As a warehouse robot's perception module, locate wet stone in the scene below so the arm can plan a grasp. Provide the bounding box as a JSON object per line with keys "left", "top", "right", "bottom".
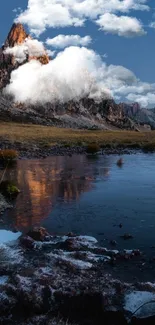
{"left": 27, "top": 227, "right": 50, "bottom": 241}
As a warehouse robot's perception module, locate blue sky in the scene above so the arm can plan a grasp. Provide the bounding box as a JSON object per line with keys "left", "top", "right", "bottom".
{"left": 1, "top": 0, "right": 155, "bottom": 107}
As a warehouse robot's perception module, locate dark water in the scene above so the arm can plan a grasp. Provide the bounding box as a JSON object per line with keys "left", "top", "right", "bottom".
{"left": 1, "top": 153, "right": 155, "bottom": 254}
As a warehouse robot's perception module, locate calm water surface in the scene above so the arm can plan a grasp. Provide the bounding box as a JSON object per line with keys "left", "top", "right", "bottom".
{"left": 1, "top": 153, "right": 155, "bottom": 254}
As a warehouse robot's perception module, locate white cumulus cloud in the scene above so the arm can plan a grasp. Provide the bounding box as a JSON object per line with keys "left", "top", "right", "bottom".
{"left": 96, "top": 13, "right": 146, "bottom": 37}
{"left": 4, "top": 38, "right": 46, "bottom": 63}
{"left": 5, "top": 46, "right": 108, "bottom": 104}
{"left": 127, "top": 93, "right": 155, "bottom": 107}
{"left": 149, "top": 21, "right": 155, "bottom": 28}
{"left": 4, "top": 45, "right": 155, "bottom": 107}
{"left": 15, "top": 0, "right": 149, "bottom": 36}
{"left": 46, "top": 35, "right": 92, "bottom": 49}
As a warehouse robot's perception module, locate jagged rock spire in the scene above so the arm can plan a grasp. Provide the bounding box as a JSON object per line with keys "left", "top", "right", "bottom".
{"left": 5, "top": 23, "right": 29, "bottom": 48}
{"left": 4, "top": 23, "right": 49, "bottom": 64}
{"left": 0, "top": 23, "right": 50, "bottom": 88}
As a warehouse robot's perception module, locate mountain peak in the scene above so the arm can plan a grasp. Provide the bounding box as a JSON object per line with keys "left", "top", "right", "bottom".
{"left": 5, "top": 23, "right": 50, "bottom": 65}
{"left": 0, "top": 23, "right": 50, "bottom": 88}
{"left": 5, "top": 23, "right": 29, "bottom": 48}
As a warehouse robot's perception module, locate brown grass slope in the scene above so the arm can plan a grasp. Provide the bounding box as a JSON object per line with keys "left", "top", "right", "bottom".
{"left": 0, "top": 122, "right": 154, "bottom": 149}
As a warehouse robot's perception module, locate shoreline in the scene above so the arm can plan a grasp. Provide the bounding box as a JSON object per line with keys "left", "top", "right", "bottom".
{"left": 0, "top": 122, "right": 155, "bottom": 159}
{"left": 0, "top": 140, "right": 142, "bottom": 159}
{"left": 1, "top": 125, "right": 155, "bottom": 324}
{"left": 0, "top": 194, "right": 12, "bottom": 215}
{"left": 1, "top": 228, "right": 155, "bottom": 325}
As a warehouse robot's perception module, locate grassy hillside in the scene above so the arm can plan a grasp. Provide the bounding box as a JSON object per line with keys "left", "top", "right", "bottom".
{"left": 0, "top": 122, "right": 154, "bottom": 148}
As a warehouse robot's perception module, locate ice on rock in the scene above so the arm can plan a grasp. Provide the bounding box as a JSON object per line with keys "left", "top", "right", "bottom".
{"left": 49, "top": 251, "right": 93, "bottom": 269}
{"left": 0, "top": 276, "right": 9, "bottom": 285}
{"left": 0, "top": 230, "right": 21, "bottom": 244}
{"left": 124, "top": 291, "right": 155, "bottom": 318}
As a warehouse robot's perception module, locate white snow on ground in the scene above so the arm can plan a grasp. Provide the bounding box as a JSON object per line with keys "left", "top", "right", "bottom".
{"left": 0, "top": 292, "right": 9, "bottom": 301}
{"left": 35, "top": 235, "right": 98, "bottom": 250}
{"left": 77, "top": 236, "right": 98, "bottom": 248}
{"left": 124, "top": 291, "right": 155, "bottom": 317}
{"left": 0, "top": 243, "right": 23, "bottom": 264}
{"left": 35, "top": 236, "right": 68, "bottom": 249}
{"left": 48, "top": 249, "right": 112, "bottom": 269}
{"left": 78, "top": 236, "right": 98, "bottom": 244}
{"left": 102, "top": 248, "right": 119, "bottom": 255}
{"left": 145, "top": 282, "right": 155, "bottom": 289}
{"left": 67, "top": 251, "right": 111, "bottom": 262}
{"left": 0, "top": 194, "right": 12, "bottom": 213}
{"left": 0, "top": 276, "right": 8, "bottom": 285}
{"left": 38, "top": 267, "right": 53, "bottom": 275}
{"left": 16, "top": 275, "right": 32, "bottom": 291}
{"left": 64, "top": 257, "right": 93, "bottom": 269}
{"left": 49, "top": 252, "right": 93, "bottom": 269}
{"left": 83, "top": 252, "right": 111, "bottom": 262}
{"left": 124, "top": 250, "right": 133, "bottom": 255}
{"left": 0, "top": 230, "right": 21, "bottom": 244}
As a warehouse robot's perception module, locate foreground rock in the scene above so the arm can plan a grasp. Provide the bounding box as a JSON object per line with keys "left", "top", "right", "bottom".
{"left": 0, "top": 23, "right": 49, "bottom": 89}
{"left": 0, "top": 228, "right": 155, "bottom": 324}
{"left": 0, "top": 193, "right": 12, "bottom": 214}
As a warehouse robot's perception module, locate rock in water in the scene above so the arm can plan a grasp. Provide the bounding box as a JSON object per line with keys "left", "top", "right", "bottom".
{"left": 27, "top": 227, "right": 50, "bottom": 241}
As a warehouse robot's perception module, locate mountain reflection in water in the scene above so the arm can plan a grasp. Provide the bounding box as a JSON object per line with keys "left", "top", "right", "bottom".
{"left": 2, "top": 153, "right": 155, "bottom": 254}
{"left": 1, "top": 155, "right": 110, "bottom": 231}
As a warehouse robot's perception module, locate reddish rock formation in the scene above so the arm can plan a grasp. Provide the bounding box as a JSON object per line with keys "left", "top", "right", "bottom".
{"left": 29, "top": 54, "right": 49, "bottom": 65}
{"left": 5, "top": 23, "right": 49, "bottom": 64}
{"left": 0, "top": 23, "right": 49, "bottom": 88}
{"left": 27, "top": 227, "right": 50, "bottom": 241}
{"left": 5, "top": 23, "right": 29, "bottom": 47}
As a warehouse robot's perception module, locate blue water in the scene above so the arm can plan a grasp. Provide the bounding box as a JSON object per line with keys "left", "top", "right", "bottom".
{"left": 2, "top": 153, "right": 155, "bottom": 254}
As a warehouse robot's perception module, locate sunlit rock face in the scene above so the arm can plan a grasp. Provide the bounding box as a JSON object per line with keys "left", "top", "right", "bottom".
{"left": 0, "top": 23, "right": 49, "bottom": 89}
{"left": 5, "top": 23, "right": 29, "bottom": 47}
{"left": 0, "top": 156, "right": 93, "bottom": 230}
{"left": 5, "top": 23, "right": 49, "bottom": 65}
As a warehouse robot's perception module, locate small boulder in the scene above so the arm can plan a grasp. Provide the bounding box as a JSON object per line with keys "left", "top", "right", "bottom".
{"left": 110, "top": 240, "right": 117, "bottom": 246}
{"left": 27, "top": 227, "right": 49, "bottom": 241}
{"left": 121, "top": 233, "right": 133, "bottom": 240}
{"left": 20, "top": 235, "right": 35, "bottom": 249}
{"left": 117, "top": 158, "right": 123, "bottom": 167}
{"left": 67, "top": 232, "right": 76, "bottom": 237}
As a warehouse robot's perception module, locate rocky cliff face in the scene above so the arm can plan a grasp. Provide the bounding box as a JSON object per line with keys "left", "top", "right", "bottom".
{"left": 0, "top": 23, "right": 49, "bottom": 89}
{"left": 122, "top": 102, "right": 154, "bottom": 129}
{"left": 5, "top": 23, "right": 29, "bottom": 47}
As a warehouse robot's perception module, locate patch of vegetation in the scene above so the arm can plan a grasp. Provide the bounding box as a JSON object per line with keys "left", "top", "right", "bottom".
{"left": 63, "top": 143, "right": 73, "bottom": 148}
{"left": 86, "top": 143, "right": 100, "bottom": 154}
{"left": 142, "top": 143, "right": 155, "bottom": 152}
{"left": 75, "top": 140, "right": 86, "bottom": 147}
{"left": 0, "top": 181, "right": 20, "bottom": 199}
{"left": 100, "top": 143, "right": 113, "bottom": 149}
{"left": 125, "top": 143, "right": 142, "bottom": 149}
{"left": 39, "top": 141, "right": 52, "bottom": 149}
{"left": 0, "top": 149, "right": 18, "bottom": 165}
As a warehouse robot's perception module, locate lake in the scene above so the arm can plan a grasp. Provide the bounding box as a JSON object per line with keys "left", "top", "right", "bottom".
{"left": 1, "top": 153, "right": 155, "bottom": 255}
